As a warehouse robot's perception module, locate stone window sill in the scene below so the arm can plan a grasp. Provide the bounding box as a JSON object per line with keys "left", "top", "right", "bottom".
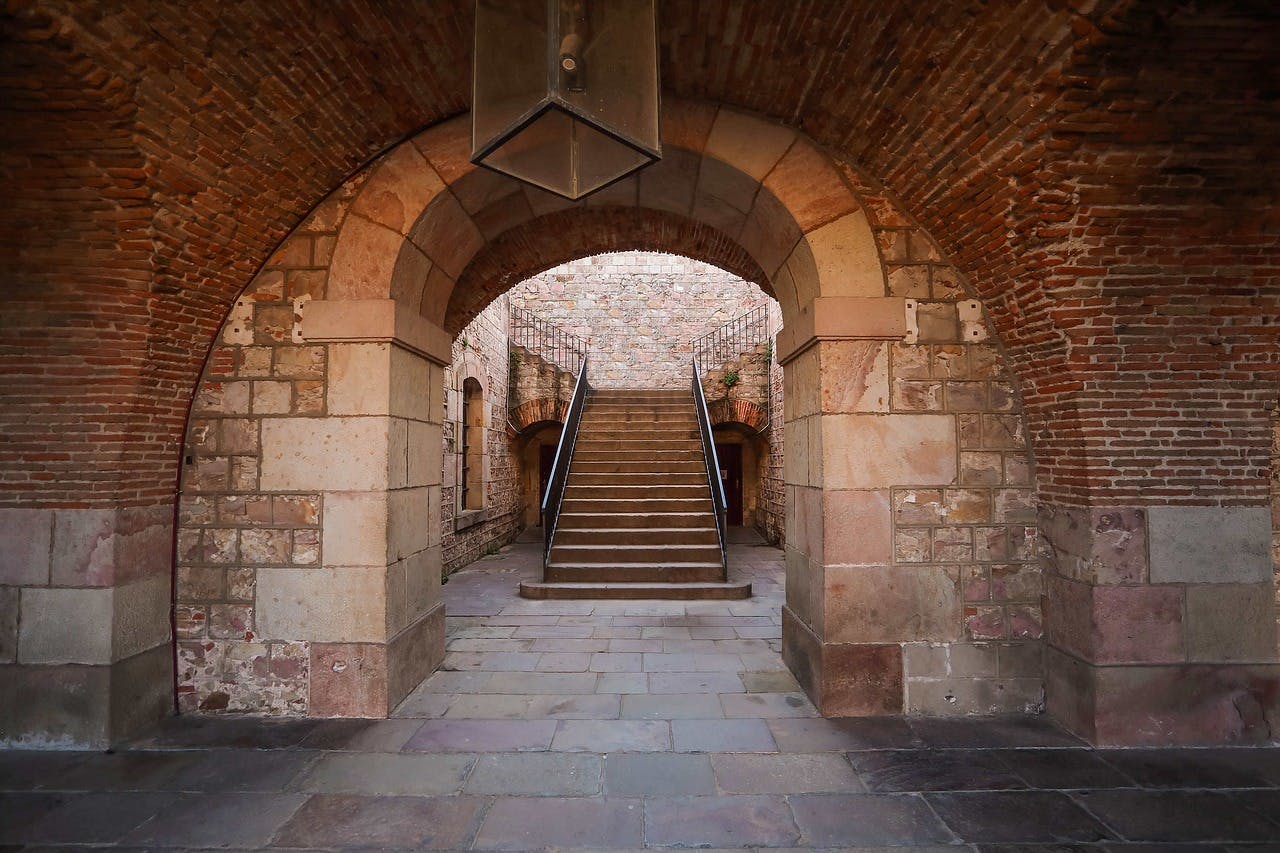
{"left": 455, "top": 508, "right": 487, "bottom": 532}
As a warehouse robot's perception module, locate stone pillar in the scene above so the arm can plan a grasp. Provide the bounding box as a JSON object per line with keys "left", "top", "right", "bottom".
{"left": 778, "top": 297, "right": 962, "bottom": 714}
{"left": 265, "top": 299, "right": 448, "bottom": 716}
{"left": 0, "top": 504, "right": 173, "bottom": 748}
{"left": 1042, "top": 504, "right": 1279, "bottom": 745}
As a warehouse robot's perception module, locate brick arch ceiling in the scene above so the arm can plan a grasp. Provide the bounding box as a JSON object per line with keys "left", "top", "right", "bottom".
{"left": 3, "top": 1, "right": 1279, "bottom": 508}
{"left": 446, "top": 207, "right": 770, "bottom": 335}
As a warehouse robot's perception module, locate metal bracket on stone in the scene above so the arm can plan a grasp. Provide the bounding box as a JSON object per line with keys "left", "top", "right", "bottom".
{"left": 903, "top": 299, "right": 919, "bottom": 345}
{"left": 958, "top": 300, "right": 988, "bottom": 342}
{"left": 223, "top": 297, "right": 254, "bottom": 345}
{"left": 291, "top": 295, "right": 311, "bottom": 344}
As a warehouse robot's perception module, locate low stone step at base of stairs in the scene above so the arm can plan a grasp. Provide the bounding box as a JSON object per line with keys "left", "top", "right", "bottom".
{"left": 519, "top": 580, "right": 753, "bottom": 600}
{"left": 546, "top": 562, "right": 727, "bottom": 583}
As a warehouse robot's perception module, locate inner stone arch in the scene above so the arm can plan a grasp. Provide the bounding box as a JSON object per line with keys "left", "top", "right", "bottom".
{"left": 176, "top": 99, "right": 1040, "bottom": 720}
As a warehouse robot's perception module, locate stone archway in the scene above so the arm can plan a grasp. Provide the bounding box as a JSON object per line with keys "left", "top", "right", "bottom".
{"left": 177, "top": 98, "right": 1042, "bottom": 720}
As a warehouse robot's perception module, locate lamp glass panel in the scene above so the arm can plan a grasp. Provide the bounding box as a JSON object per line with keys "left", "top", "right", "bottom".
{"left": 556, "top": 0, "right": 659, "bottom": 155}
{"left": 482, "top": 108, "right": 575, "bottom": 198}
{"left": 472, "top": 0, "right": 549, "bottom": 157}
{"left": 572, "top": 119, "right": 653, "bottom": 195}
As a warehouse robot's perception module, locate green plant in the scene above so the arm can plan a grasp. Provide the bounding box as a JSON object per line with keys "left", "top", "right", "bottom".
{"left": 763, "top": 339, "right": 774, "bottom": 363}
{"left": 721, "top": 370, "right": 740, "bottom": 388}
{"left": 509, "top": 350, "right": 521, "bottom": 372}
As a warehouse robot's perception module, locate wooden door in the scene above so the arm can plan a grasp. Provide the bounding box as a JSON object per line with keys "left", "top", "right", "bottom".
{"left": 715, "top": 442, "right": 744, "bottom": 526}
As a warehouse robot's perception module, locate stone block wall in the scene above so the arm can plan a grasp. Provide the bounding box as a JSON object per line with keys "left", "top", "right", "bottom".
{"left": 781, "top": 169, "right": 1042, "bottom": 717}
{"left": 509, "top": 252, "right": 770, "bottom": 388}
{"left": 176, "top": 176, "right": 446, "bottom": 717}
{"left": 442, "top": 296, "right": 521, "bottom": 574}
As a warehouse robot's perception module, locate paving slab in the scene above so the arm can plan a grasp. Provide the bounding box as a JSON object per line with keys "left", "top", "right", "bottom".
{"left": 769, "top": 716, "right": 925, "bottom": 751}
{"left": 1074, "top": 789, "right": 1280, "bottom": 843}
{"left": 298, "top": 718, "right": 426, "bottom": 752}
{"left": 789, "top": 792, "right": 955, "bottom": 846}
{"left": 644, "top": 795, "right": 800, "bottom": 847}
{"left": 464, "top": 752, "right": 602, "bottom": 796}
{"left": 672, "top": 718, "right": 779, "bottom": 753}
{"left": 403, "top": 719, "right": 557, "bottom": 752}
{"left": 721, "top": 691, "right": 818, "bottom": 718}
{"left": 650, "top": 671, "right": 745, "bottom": 694}
{"left": 605, "top": 752, "right": 716, "bottom": 796}
{"left": 271, "top": 794, "right": 486, "bottom": 849}
{"left": 2, "top": 791, "right": 177, "bottom": 845}
{"left": 851, "top": 749, "right": 1025, "bottom": 792}
{"left": 474, "top": 796, "right": 645, "bottom": 849}
{"left": 551, "top": 719, "right": 672, "bottom": 752}
{"left": 121, "top": 791, "right": 308, "bottom": 847}
{"left": 621, "top": 692, "right": 724, "bottom": 719}
{"left": 711, "top": 752, "right": 864, "bottom": 793}
{"left": 294, "top": 752, "right": 475, "bottom": 795}
{"left": 924, "top": 790, "right": 1113, "bottom": 843}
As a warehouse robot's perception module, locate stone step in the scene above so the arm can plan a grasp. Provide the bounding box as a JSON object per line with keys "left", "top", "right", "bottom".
{"left": 559, "top": 497, "right": 714, "bottom": 514}
{"left": 549, "top": 543, "right": 724, "bottom": 564}
{"left": 555, "top": 512, "right": 711, "bottom": 529}
{"left": 563, "top": 483, "right": 710, "bottom": 500}
{"left": 552, "top": 527, "right": 720, "bottom": 546}
{"left": 574, "top": 439, "right": 702, "bottom": 452}
{"left": 520, "top": 580, "right": 752, "bottom": 600}
{"left": 572, "top": 449, "right": 704, "bottom": 462}
{"left": 569, "top": 460, "right": 706, "bottom": 474}
{"left": 579, "top": 416, "right": 698, "bottom": 428}
{"left": 567, "top": 471, "right": 708, "bottom": 487}
{"left": 578, "top": 428, "right": 700, "bottom": 440}
{"left": 546, "top": 561, "right": 727, "bottom": 583}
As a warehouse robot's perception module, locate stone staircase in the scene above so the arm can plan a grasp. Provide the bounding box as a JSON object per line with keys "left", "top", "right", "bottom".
{"left": 519, "top": 388, "right": 751, "bottom": 600}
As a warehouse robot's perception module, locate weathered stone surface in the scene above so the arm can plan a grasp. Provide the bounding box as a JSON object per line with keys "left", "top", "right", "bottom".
{"left": 1147, "top": 506, "right": 1272, "bottom": 584}
{"left": 309, "top": 642, "right": 388, "bottom": 717}
{"left": 257, "top": 567, "right": 386, "bottom": 643}
{"left": 1185, "top": 583, "right": 1276, "bottom": 663}
{"left": 0, "top": 509, "right": 52, "bottom": 585}
{"left": 820, "top": 414, "right": 957, "bottom": 489}
{"left": 261, "top": 416, "right": 390, "bottom": 491}
{"left": 18, "top": 587, "right": 114, "bottom": 665}
{"left": 825, "top": 565, "right": 961, "bottom": 644}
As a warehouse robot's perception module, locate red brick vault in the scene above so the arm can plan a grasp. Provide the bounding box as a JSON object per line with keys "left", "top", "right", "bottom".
{"left": 1, "top": 2, "right": 1277, "bottom": 748}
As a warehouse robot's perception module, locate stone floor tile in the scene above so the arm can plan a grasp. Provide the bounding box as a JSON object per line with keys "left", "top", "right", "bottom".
{"left": 605, "top": 752, "right": 717, "bottom": 796}
{"left": 909, "top": 715, "right": 1086, "bottom": 749}
{"left": 739, "top": 652, "right": 790, "bottom": 670}
{"left": 608, "top": 638, "right": 665, "bottom": 653}
{"left": 485, "top": 671, "right": 599, "bottom": 695}
{"left": 295, "top": 752, "right": 475, "bottom": 795}
{"left": 1202, "top": 748, "right": 1280, "bottom": 786}
{"left": 391, "top": 690, "right": 456, "bottom": 718}
{"left": 711, "top": 752, "right": 864, "bottom": 793}
{"left": 852, "top": 749, "right": 1026, "bottom": 792}
{"left": 551, "top": 719, "right": 671, "bottom": 752}
{"left": 3, "top": 791, "right": 177, "bottom": 845}
{"left": 488, "top": 614, "right": 561, "bottom": 626}
{"left": 736, "top": 625, "right": 782, "bottom": 638}
{"left": 663, "top": 639, "right": 724, "bottom": 653}
{"left": 163, "top": 748, "right": 317, "bottom": 793}
{"left": 769, "top": 716, "right": 926, "bottom": 751}
{"left": 121, "top": 791, "right": 308, "bottom": 847}
{"left": 45, "top": 750, "right": 203, "bottom": 791}
{"left": 126, "top": 714, "right": 321, "bottom": 749}
{"left": 672, "top": 718, "right": 779, "bottom": 753}
{"left": 298, "top": 718, "right": 426, "bottom": 751}
{"left": 406, "top": 670, "right": 493, "bottom": 693}
{"left": 443, "top": 694, "right": 532, "bottom": 719}
{"left": 1075, "top": 789, "right": 1280, "bottom": 843}
{"left": 474, "top": 796, "right": 644, "bottom": 849}
{"left": 591, "top": 651, "right": 645, "bottom": 671}
{"left": 642, "top": 626, "right": 693, "bottom": 639}
{"left": 695, "top": 653, "right": 747, "bottom": 671}
{"left": 0, "top": 752, "right": 91, "bottom": 791}
{"left": 621, "top": 692, "right": 724, "bottom": 720}
{"left": 721, "top": 691, "right": 818, "bottom": 718}
{"left": 0, "top": 791, "right": 73, "bottom": 842}
{"left": 741, "top": 669, "right": 803, "bottom": 693}
{"left": 525, "top": 693, "right": 622, "bottom": 719}
{"left": 997, "top": 748, "right": 1137, "bottom": 789}
{"left": 535, "top": 652, "right": 592, "bottom": 671}
{"left": 643, "top": 652, "right": 700, "bottom": 671}
{"left": 789, "top": 792, "right": 955, "bottom": 846}
{"left": 464, "top": 752, "right": 602, "bottom": 796}
{"left": 930, "top": 790, "right": 1114, "bottom": 844}
{"left": 271, "top": 794, "right": 486, "bottom": 849}
{"left": 688, "top": 626, "right": 736, "bottom": 639}
{"left": 597, "top": 672, "right": 649, "bottom": 694}
{"left": 650, "top": 671, "right": 745, "bottom": 694}
{"left": 593, "top": 625, "right": 643, "bottom": 639}
{"left": 530, "top": 637, "right": 611, "bottom": 652}
{"left": 403, "top": 719, "right": 557, "bottom": 752}
{"left": 644, "top": 795, "right": 800, "bottom": 847}
{"left": 612, "top": 615, "right": 667, "bottom": 626}
{"left": 450, "top": 624, "right": 517, "bottom": 639}
{"left": 513, "top": 624, "right": 596, "bottom": 638}
{"left": 1099, "top": 748, "right": 1275, "bottom": 789}
{"left": 448, "top": 637, "right": 535, "bottom": 652}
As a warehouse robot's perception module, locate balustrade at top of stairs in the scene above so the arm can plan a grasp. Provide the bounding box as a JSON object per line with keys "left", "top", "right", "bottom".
{"left": 519, "top": 388, "right": 750, "bottom": 600}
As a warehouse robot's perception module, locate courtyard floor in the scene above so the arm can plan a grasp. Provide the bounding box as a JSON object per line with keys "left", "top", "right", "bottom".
{"left": 2, "top": 534, "right": 1280, "bottom": 849}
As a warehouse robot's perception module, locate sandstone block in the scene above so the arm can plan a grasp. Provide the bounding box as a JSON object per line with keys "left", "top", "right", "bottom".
{"left": 0, "top": 587, "right": 18, "bottom": 663}
{"left": 820, "top": 414, "right": 957, "bottom": 489}
{"left": 822, "top": 489, "right": 891, "bottom": 565}
{"left": 824, "top": 564, "right": 961, "bottom": 644}
{"left": 260, "top": 416, "right": 390, "bottom": 491}
{"left": 388, "top": 487, "right": 431, "bottom": 561}
{"left": 19, "top": 587, "right": 113, "bottom": 664}
{"left": 257, "top": 567, "right": 387, "bottom": 643}
{"left": 328, "top": 343, "right": 392, "bottom": 416}
{"left": 819, "top": 341, "right": 888, "bottom": 413}
{"left": 112, "top": 574, "right": 171, "bottom": 660}
{"left": 309, "top": 642, "right": 388, "bottom": 717}
{"left": 50, "top": 508, "right": 115, "bottom": 587}
{"left": 1147, "top": 505, "right": 1272, "bottom": 584}
{"left": 323, "top": 491, "right": 388, "bottom": 567}
{"left": 1185, "top": 583, "right": 1277, "bottom": 663}
{"left": 0, "top": 508, "right": 52, "bottom": 585}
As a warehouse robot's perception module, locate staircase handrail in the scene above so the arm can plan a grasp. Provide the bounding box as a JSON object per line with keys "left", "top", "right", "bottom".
{"left": 690, "top": 304, "right": 769, "bottom": 368}
{"left": 511, "top": 306, "right": 588, "bottom": 375}
{"left": 541, "top": 353, "right": 590, "bottom": 566}
{"left": 691, "top": 354, "right": 728, "bottom": 569}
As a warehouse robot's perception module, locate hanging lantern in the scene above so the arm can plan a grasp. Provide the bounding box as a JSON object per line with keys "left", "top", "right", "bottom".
{"left": 471, "top": 0, "right": 662, "bottom": 200}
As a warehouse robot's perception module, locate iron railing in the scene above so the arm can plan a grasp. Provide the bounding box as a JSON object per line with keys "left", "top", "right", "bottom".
{"left": 541, "top": 354, "right": 590, "bottom": 565}
{"left": 690, "top": 304, "right": 769, "bottom": 367}
{"left": 692, "top": 355, "right": 728, "bottom": 569}
{"left": 511, "top": 306, "right": 588, "bottom": 375}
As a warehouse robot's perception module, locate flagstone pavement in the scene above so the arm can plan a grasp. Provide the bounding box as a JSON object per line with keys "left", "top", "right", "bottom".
{"left": 2, "top": 533, "right": 1280, "bottom": 850}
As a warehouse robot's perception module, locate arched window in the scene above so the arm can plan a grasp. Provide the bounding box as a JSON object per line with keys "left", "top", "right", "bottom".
{"left": 461, "top": 377, "right": 485, "bottom": 511}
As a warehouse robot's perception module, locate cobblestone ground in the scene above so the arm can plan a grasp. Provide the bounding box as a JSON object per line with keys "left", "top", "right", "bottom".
{"left": 3, "top": 536, "right": 1280, "bottom": 849}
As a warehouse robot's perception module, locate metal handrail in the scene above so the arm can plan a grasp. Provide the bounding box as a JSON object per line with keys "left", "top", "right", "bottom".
{"left": 690, "top": 304, "right": 769, "bottom": 367}
{"left": 692, "top": 354, "right": 728, "bottom": 569}
{"left": 511, "top": 306, "right": 587, "bottom": 375}
{"left": 540, "top": 354, "right": 590, "bottom": 566}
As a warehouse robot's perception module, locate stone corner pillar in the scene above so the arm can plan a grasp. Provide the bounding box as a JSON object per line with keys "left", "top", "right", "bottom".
{"left": 778, "top": 298, "right": 948, "bottom": 716}
{"left": 1041, "top": 504, "right": 1280, "bottom": 746}
{"left": 277, "top": 299, "right": 449, "bottom": 718}
{"left": 1, "top": 504, "right": 174, "bottom": 748}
